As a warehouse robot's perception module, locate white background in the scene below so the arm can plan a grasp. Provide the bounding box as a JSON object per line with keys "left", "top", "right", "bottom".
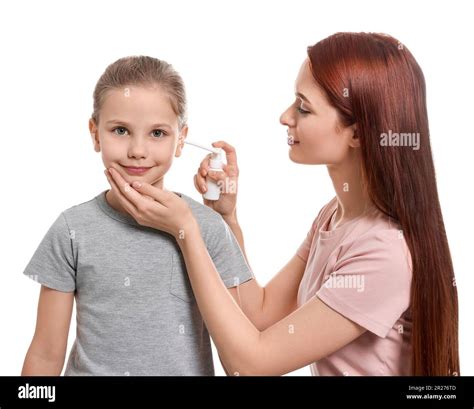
{"left": 0, "top": 0, "right": 472, "bottom": 376}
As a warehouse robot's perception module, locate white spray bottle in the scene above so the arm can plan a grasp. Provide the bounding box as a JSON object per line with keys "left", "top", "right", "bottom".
{"left": 184, "top": 141, "right": 224, "bottom": 201}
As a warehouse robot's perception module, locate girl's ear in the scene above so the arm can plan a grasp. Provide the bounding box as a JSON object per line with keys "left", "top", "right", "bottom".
{"left": 348, "top": 123, "right": 360, "bottom": 148}
{"left": 89, "top": 119, "right": 100, "bottom": 152}
{"left": 175, "top": 125, "right": 189, "bottom": 158}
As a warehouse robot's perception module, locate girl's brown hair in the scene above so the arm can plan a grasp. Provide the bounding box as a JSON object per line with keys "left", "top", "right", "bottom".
{"left": 91, "top": 55, "right": 187, "bottom": 129}
{"left": 307, "top": 32, "right": 459, "bottom": 376}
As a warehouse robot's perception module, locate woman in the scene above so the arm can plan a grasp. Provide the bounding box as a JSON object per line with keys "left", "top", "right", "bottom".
{"left": 105, "top": 32, "right": 460, "bottom": 376}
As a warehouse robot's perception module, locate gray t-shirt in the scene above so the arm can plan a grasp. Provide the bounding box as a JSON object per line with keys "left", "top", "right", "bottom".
{"left": 22, "top": 190, "right": 253, "bottom": 376}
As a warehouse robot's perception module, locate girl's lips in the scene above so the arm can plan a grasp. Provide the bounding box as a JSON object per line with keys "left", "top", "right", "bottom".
{"left": 122, "top": 165, "right": 152, "bottom": 175}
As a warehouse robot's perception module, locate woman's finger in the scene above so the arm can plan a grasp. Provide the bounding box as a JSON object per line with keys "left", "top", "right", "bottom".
{"left": 104, "top": 169, "right": 138, "bottom": 216}
{"left": 108, "top": 166, "right": 167, "bottom": 215}
{"left": 207, "top": 170, "right": 227, "bottom": 182}
{"left": 195, "top": 171, "right": 207, "bottom": 192}
{"left": 211, "top": 141, "right": 238, "bottom": 167}
{"left": 194, "top": 174, "right": 207, "bottom": 194}
{"left": 193, "top": 174, "right": 202, "bottom": 194}
{"left": 198, "top": 165, "right": 207, "bottom": 178}
{"left": 223, "top": 164, "right": 239, "bottom": 177}
{"left": 130, "top": 179, "right": 172, "bottom": 208}
{"left": 199, "top": 154, "right": 211, "bottom": 175}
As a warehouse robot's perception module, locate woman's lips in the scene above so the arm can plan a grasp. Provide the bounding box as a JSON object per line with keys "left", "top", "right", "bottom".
{"left": 121, "top": 165, "right": 152, "bottom": 175}
{"left": 287, "top": 135, "right": 300, "bottom": 145}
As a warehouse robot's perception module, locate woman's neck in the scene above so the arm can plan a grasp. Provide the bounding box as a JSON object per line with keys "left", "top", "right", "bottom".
{"left": 326, "top": 152, "right": 373, "bottom": 227}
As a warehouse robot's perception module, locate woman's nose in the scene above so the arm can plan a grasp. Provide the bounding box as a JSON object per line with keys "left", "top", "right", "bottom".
{"left": 280, "top": 106, "right": 295, "bottom": 127}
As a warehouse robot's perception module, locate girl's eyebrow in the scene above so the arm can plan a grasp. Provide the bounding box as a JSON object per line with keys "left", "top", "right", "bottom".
{"left": 106, "top": 119, "right": 172, "bottom": 130}
{"left": 150, "top": 123, "right": 173, "bottom": 130}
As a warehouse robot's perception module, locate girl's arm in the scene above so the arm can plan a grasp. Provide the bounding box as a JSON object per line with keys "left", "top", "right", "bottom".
{"left": 177, "top": 220, "right": 366, "bottom": 376}
{"left": 22, "top": 285, "right": 74, "bottom": 375}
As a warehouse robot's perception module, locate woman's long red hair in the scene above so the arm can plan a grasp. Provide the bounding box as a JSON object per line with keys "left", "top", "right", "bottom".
{"left": 307, "top": 32, "right": 459, "bottom": 376}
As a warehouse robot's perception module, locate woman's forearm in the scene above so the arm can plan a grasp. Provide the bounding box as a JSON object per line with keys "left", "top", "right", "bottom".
{"left": 177, "top": 221, "right": 261, "bottom": 375}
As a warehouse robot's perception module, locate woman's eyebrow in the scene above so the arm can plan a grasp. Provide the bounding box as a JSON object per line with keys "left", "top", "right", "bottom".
{"left": 295, "top": 91, "right": 312, "bottom": 105}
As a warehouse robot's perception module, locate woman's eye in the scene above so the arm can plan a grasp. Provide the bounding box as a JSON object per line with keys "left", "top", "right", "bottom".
{"left": 297, "top": 106, "right": 310, "bottom": 115}
{"left": 113, "top": 127, "right": 128, "bottom": 136}
{"left": 152, "top": 129, "right": 166, "bottom": 138}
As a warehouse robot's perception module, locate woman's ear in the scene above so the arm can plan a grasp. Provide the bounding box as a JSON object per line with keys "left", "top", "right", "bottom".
{"left": 175, "top": 125, "right": 189, "bottom": 158}
{"left": 348, "top": 123, "right": 360, "bottom": 148}
{"left": 89, "top": 119, "right": 100, "bottom": 152}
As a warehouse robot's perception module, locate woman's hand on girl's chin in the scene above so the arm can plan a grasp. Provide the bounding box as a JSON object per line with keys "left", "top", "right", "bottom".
{"left": 105, "top": 167, "right": 198, "bottom": 240}
{"left": 193, "top": 141, "right": 239, "bottom": 219}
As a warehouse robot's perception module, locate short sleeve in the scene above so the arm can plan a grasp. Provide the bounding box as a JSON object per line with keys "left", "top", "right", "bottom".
{"left": 22, "top": 212, "right": 76, "bottom": 292}
{"left": 296, "top": 217, "right": 319, "bottom": 263}
{"left": 296, "top": 202, "right": 330, "bottom": 262}
{"left": 316, "top": 230, "right": 412, "bottom": 338}
{"left": 205, "top": 216, "right": 254, "bottom": 289}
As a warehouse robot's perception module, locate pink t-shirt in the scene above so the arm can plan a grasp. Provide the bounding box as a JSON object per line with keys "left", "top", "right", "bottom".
{"left": 296, "top": 197, "right": 413, "bottom": 376}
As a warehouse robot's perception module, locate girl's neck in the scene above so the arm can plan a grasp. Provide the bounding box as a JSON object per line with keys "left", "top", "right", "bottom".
{"left": 105, "top": 189, "right": 130, "bottom": 217}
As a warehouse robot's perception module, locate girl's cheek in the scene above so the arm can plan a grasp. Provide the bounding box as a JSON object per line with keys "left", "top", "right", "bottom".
{"left": 99, "top": 132, "right": 123, "bottom": 152}
{"left": 100, "top": 143, "right": 125, "bottom": 165}
{"left": 152, "top": 140, "right": 176, "bottom": 161}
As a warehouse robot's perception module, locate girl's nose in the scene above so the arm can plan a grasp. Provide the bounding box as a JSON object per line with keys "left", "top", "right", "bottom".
{"left": 128, "top": 137, "right": 147, "bottom": 159}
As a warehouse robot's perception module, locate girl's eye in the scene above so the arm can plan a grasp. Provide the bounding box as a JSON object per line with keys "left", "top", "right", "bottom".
{"left": 297, "top": 106, "right": 310, "bottom": 115}
{"left": 152, "top": 129, "right": 166, "bottom": 138}
{"left": 113, "top": 127, "right": 128, "bottom": 136}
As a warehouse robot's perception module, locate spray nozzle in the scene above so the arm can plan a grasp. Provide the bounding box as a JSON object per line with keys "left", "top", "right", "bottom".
{"left": 209, "top": 148, "right": 223, "bottom": 168}
{"left": 184, "top": 140, "right": 223, "bottom": 168}
{"left": 184, "top": 140, "right": 220, "bottom": 154}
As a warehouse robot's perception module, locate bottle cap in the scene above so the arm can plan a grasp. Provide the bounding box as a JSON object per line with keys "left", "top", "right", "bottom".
{"left": 209, "top": 148, "right": 223, "bottom": 169}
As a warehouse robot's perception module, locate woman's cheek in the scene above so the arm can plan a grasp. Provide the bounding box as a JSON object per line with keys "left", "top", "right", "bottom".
{"left": 301, "top": 124, "right": 325, "bottom": 159}
{"left": 302, "top": 124, "right": 338, "bottom": 164}
{"left": 322, "top": 137, "right": 350, "bottom": 165}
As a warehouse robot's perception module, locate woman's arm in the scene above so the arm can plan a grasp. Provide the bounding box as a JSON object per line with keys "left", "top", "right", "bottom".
{"left": 177, "top": 220, "right": 366, "bottom": 376}
{"left": 193, "top": 142, "right": 306, "bottom": 330}
{"left": 227, "top": 251, "right": 307, "bottom": 331}
{"left": 108, "top": 163, "right": 307, "bottom": 332}
{"left": 22, "top": 285, "right": 74, "bottom": 375}
{"left": 104, "top": 167, "right": 366, "bottom": 375}
{"left": 224, "top": 209, "right": 307, "bottom": 329}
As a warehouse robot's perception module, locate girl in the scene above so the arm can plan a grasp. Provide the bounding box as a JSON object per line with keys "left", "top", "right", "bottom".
{"left": 21, "top": 56, "right": 254, "bottom": 375}
{"left": 105, "top": 33, "right": 460, "bottom": 376}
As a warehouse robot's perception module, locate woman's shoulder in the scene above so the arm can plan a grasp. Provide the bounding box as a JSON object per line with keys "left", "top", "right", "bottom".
{"left": 307, "top": 196, "right": 338, "bottom": 233}
{"left": 337, "top": 210, "right": 413, "bottom": 275}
